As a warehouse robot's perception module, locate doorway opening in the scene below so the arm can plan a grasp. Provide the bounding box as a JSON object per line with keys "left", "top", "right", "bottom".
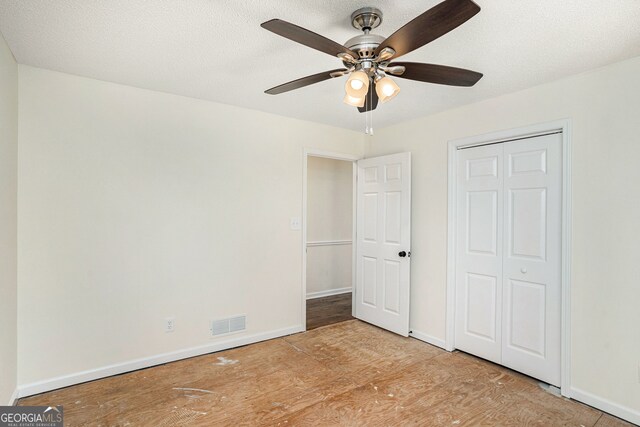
{"left": 302, "top": 150, "right": 359, "bottom": 330}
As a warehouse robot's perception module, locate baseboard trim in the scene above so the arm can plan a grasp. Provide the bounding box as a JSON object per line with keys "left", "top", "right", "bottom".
{"left": 570, "top": 387, "right": 640, "bottom": 425}
{"left": 409, "top": 329, "right": 447, "bottom": 350}
{"left": 8, "top": 388, "right": 19, "bottom": 405}
{"left": 17, "top": 325, "right": 304, "bottom": 399}
{"left": 306, "top": 287, "right": 352, "bottom": 300}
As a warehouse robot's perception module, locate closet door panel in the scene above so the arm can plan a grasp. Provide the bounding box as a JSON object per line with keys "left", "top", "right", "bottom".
{"left": 455, "top": 144, "right": 504, "bottom": 364}
{"left": 502, "top": 133, "right": 562, "bottom": 386}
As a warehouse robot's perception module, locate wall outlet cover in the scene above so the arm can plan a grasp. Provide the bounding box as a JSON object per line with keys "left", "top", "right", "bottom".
{"left": 290, "top": 217, "right": 301, "bottom": 230}
{"left": 165, "top": 317, "right": 175, "bottom": 333}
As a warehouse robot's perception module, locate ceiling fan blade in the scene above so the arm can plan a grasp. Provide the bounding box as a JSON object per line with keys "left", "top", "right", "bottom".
{"left": 358, "top": 83, "right": 379, "bottom": 113}
{"left": 389, "top": 62, "right": 483, "bottom": 86}
{"left": 374, "top": 0, "right": 480, "bottom": 60}
{"left": 265, "top": 69, "right": 347, "bottom": 95}
{"left": 262, "top": 19, "right": 359, "bottom": 60}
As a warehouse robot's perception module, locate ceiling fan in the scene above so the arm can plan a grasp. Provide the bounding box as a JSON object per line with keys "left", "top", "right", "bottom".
{"left": 261, "top": 0, "right": 483, "bottom": 113}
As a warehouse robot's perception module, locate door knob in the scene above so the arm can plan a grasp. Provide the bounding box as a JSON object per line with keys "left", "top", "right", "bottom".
{"left": 521, "top": 267, "right": 527, "bottom": 274}
{"left": 399, "top": 251, "right": 407, "bottom": 257}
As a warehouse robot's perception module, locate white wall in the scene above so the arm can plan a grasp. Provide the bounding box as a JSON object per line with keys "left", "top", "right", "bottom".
{"left": 13, "top": 51, "right": 640, "bottom": 422}
{"left": 306, "top": 157, "right": 352, "bottom": 297}
{"left": 367, "top": 56, "right": 640, "bottom": 421}
{"left": 0, "top": 31, "right": 18, "bottom": 405}
{"left": 17, "top": 65, "right": 364, "bottom": 388}
{"left": 0, "top": 30, "right": 18, "bottom": 405}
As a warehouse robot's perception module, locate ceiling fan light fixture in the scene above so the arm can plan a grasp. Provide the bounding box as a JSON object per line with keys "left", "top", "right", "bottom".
{"left": 375, "top": 76, "right": 400, "bottom": 103}
{"left": 345, "top": 71, "right": 369, "bottom": 97}
{"left": 343, "top": 94, "right": 366, "bottom": 108}
{"left": 262, "top": 0, "right": 483, "bottom": 113}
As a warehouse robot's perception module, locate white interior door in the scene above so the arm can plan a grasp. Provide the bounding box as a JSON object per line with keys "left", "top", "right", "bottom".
{"left": 455, "top": 132, "right": 562, "bottom": 386}
{"left": 455, "top": 144, "right": 504, "bottom": 364}
{"left": 501, "top": 133, "right": 562, "bottom": 386}
{"left": 355, "top": 152, "right": 411, "bottom": 336}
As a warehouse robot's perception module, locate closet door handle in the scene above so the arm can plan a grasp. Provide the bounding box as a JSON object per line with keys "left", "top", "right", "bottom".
{"left": 398, "top": 251, "right": 407, "bottom": 258}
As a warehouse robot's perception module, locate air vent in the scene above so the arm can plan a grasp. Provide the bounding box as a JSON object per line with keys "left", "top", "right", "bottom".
{"left": 229, "top": 315, "right": 246, "bottom": 333}
{"left": 211, "top": 319, "right": 230, "bottom": 336}
{"left": 211, "top": 315, "right": 246, "bottom": 336}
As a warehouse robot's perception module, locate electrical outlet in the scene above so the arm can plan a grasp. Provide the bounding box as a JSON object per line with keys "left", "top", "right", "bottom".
{"left": 165, "top": 317, "right": 175, "bottom": 333}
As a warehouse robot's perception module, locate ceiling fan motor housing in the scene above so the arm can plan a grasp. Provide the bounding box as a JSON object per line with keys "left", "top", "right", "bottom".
{"left": 344, "top": 33, "right": 385, "bottom": 61}
{"left": 346, "top": 7, "right": 385, "bottom": 65}
{"left": 344, "top": 7, "right": 390, "bottom": 78}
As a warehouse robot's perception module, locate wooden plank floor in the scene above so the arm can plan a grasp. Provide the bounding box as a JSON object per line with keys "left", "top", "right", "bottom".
{"left": 306, "top": 292, "right": 353, "bottom": 330}
{"left": 19, "top": 320, "right": 634, "bottom": 426}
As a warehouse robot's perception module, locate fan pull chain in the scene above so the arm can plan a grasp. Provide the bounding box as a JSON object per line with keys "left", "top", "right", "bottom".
{"left": 365, "top": 109, "right": 369, "bottom": 135}
{"left": 364, "top": 89, "right": 369, "bottom": 135}
{"left": 365, "top": 80, "right": 374, "bottom": 136}
{"left": 368, "top": 86, "right": 374, "bottom": 136}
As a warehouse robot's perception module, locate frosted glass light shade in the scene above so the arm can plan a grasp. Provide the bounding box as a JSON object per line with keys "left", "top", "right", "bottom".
{"left": 375, "top": 76, "right": 400, "bottom": 103}
{"left": 343, "top": 94, "right": 365, "bottom": 107}
{"left": 345, "top": 71, "right": 369, "bottom": 98}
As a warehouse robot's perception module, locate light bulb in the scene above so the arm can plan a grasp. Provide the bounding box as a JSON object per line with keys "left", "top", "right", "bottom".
{"left": 350, "top": 79, "right": 364, "bottom": 90}
{"left": 375, "top": 76, "right": 400, "bottom": 103}
{"left": 382, "top": 83, "right": 395, "bottom": 96}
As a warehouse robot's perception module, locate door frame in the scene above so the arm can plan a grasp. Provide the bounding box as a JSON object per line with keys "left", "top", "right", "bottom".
{"left": 302, "top": 149, "right": 361, "bottom": 331}
{"left": 445, "top": 119, "right": 573, "bottom": 397}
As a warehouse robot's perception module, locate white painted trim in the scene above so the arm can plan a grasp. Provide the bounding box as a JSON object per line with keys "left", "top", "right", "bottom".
{"left": 304, "top": 149, "right": 361, "bottom": 162}
{"left": 351, "top": 162, "right": 357, "bottom": 318}
{"left": 570, "top": 387, "right": 640, "bottom": 426}
{"left": 306, "top": 239, "right": 352, "bottom": 247}
{"left": 448, "top": 121, "right": 569, "bottom": 148}
{"left": 306, "top": 287, "right": 352, "bottom": 300}
{"left": 446, "top": 119, "right": 572, "bottom": 391}
{"left": 446, "top": 139, "right": 457, "bottom": 352}
{"left": 409, "top": 330, "right": 447, "bottom": 350}
{"left": 8, "top": 388, "right": 19, "bottom": 405}
{"left": 17, "top": 325, "right": 303, "bottom": 398}
{"left": 560, "top": 120, "right": 573, "bottom": 398}
{"left": 302, "top": 149, "right": 360, "bottom": 331}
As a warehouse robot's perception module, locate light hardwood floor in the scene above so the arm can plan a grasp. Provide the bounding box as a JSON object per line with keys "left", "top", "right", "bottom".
{"left": 19, "top": 320, "right": 634, "bottom": 426}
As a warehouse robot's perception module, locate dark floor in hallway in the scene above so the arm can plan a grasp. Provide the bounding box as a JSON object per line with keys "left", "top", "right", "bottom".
{"left": 306, "top": 292, "right": 353, "bottom": 330}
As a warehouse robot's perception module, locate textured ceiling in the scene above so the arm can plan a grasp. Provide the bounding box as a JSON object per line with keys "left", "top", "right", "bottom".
{"left": 1, "top": 0, "right": 639, "bottom": 131}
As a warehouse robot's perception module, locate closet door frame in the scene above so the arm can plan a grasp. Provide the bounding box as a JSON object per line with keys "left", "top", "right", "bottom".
{"left": 446, "top": 119, "right": 572, "bottom": 397}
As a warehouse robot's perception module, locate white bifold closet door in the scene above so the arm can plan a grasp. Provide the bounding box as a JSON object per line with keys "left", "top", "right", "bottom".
{"left": 455, "top": 133, "right": 562, "bottom": 386}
